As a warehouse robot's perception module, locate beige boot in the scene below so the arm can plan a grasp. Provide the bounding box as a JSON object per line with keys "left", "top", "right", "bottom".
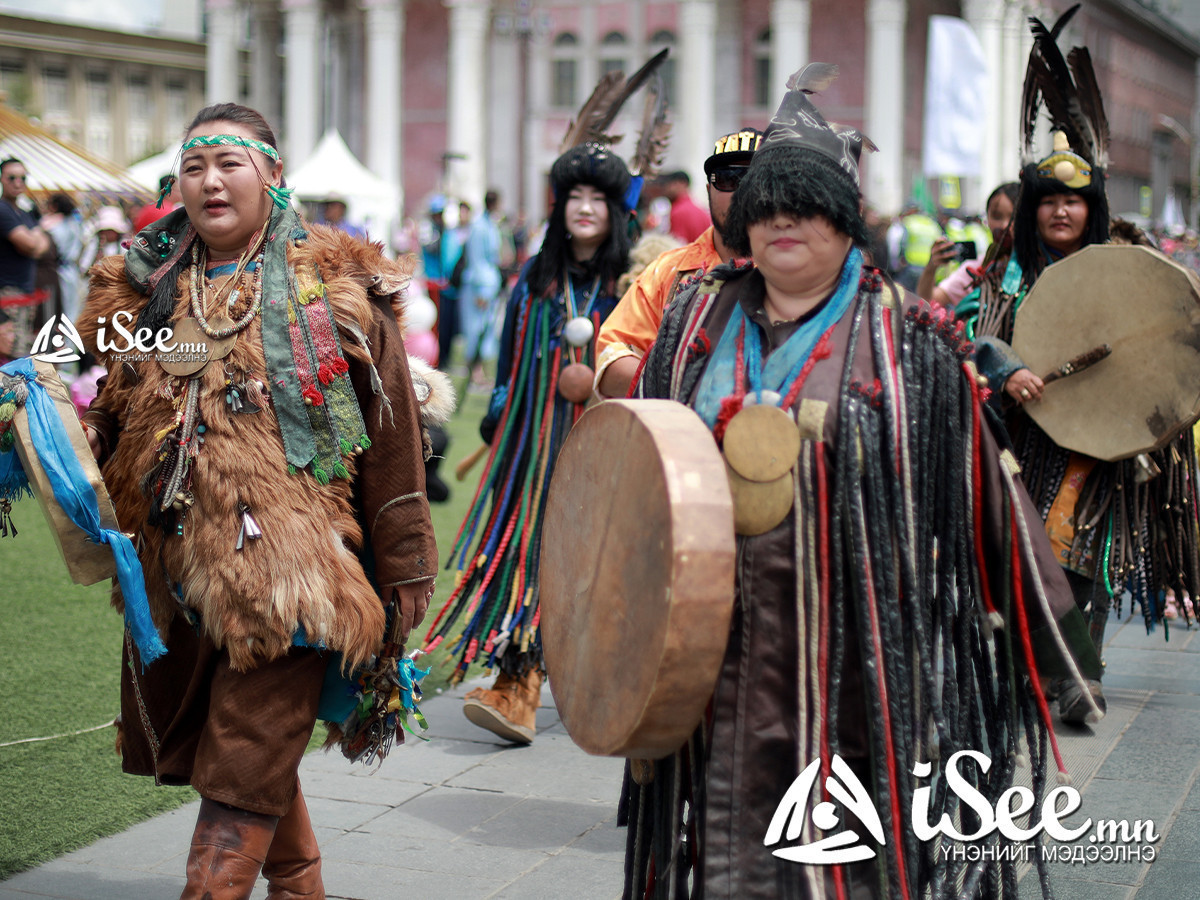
{"left": 463, "top": 668, "right": 543, "bottom": 743}
{"left": 180, "top": 799, "right": 278, "bottom": 900}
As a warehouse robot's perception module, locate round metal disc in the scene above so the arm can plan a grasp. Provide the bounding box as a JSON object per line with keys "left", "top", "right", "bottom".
{"left": 557, "top": 362, "right": 595, "bottom": 404}
{"left": 205, "top": 315, "right": 238, "bottom": 362}
{"left": 726, "top": 462, "right": 793, "bottom": 536}
{"left": 157, "top": 318, "right": 210, "bottom": 377}
{"left": 722, "top": 403, "right": 801, "bottom": 482}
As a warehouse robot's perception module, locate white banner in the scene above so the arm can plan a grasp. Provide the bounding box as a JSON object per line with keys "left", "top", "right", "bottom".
{"left": 923, "top": 16, "right": 989, "bottom": 177}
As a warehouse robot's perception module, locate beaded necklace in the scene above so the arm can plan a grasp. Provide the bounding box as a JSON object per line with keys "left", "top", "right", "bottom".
{"left": 188, "top": 240, "right": 265, "bottom": 339}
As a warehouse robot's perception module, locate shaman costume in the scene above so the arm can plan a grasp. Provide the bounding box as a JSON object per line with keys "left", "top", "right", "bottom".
{"left": 622, "top": 64, "right": 1100, "bottom": 900}
{"left": 956, "top": 6, "right": 1200, "bottom": 674}
{"left": 78, "top": 204, "right": 438, "bottom": 811}
{"left": 423, "top": 52, "right": 669, "bottom": 741}
{"left": 422, "top": 144, "right": 631, "bottom": 689}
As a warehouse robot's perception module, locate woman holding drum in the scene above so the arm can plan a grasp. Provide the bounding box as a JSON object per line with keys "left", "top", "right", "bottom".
{"left": 78, "top": 103, "right": 438, "bottom": 899}
{"left": 626, "top": 64, "right": 1101, "bottom": 899}
{"left": 956, "top": 5, "right": 1200, "bottom": 724}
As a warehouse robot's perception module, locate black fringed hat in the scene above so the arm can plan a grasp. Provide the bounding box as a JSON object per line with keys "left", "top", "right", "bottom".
{"left": 757, "top": 63, "right": 876, "bottom": 187}
{"left": 1012, "top": 3, "right": 1110, "bottom": 273}
{"left": 550, "top": 143, "right": 633, "bottom": 207}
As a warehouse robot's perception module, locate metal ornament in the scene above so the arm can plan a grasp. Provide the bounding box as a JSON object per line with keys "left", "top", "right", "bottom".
{"left": 236, "top": 501, "right": 263, "bottom": 550}
{"left": 558, "top": 362, "right": 595, "bottom": 403}
{"left": 725, "top": 462, "right": 793, "bottom": 536}
{"left": 564, "top": 316, "right": 596, "bottom": 348}
{"left": 157, "top": 318, "right": 236, "bottom": 378}
{"left": 722, "top": 403, "right": 801, "bottom": 483}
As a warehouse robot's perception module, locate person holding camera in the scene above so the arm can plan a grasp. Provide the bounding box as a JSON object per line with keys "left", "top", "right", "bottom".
{"left": 916, "top": 182, "right": 1019, "bottom": 309}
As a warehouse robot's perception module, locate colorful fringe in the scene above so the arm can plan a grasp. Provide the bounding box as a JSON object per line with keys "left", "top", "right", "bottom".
{"left": 423, "top": 282, "right": 603, "bottom": 680}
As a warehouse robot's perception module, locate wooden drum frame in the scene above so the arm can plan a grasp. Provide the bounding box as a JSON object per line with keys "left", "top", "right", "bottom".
{"left": 539, "top": 399, "right": 736, "bottom": 759}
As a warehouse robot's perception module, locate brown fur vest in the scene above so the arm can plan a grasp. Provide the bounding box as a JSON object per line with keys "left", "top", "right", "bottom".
{"left": 80, "top": 226, "right": 413, "bottom": 671}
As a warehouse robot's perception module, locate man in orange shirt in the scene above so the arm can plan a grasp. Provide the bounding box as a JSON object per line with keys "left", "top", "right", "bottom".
{"left": 595, "top": 129, "right": 762, "bottom": 398}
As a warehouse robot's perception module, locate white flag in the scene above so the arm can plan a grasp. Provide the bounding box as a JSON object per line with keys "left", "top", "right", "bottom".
{"left": 923, "top": 16, "right": 988, "bottom": 177}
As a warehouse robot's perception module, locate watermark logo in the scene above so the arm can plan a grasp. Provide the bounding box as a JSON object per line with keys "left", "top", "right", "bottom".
{"left": 30, "top": 315, "right": 86, "bottom": 364}
{"left": 32, "top": 312, "right": 201, "bottom": 367}
{"left": 764, "top": 755, "right": 885, "bottom": 864}
{"left": 767, "top": 750, "right": 1158, "bottom": 866}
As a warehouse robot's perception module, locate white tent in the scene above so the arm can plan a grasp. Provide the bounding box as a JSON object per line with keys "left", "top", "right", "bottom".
{"left": 286, "top": 130, "right": 399, "bottom": 245}
{"left": 126, "top": 144, "right": 181, "bottom": 192}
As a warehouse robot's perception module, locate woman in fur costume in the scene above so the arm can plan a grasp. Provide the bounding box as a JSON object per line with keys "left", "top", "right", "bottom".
{"left": 78, "top": 103, "right": 441, "bottom": 900}
{"left": 422, "top": 141, "right": 636, "bottom": 743}
{"left": 625, "top": 64, "right": 1101, "bottom": 900}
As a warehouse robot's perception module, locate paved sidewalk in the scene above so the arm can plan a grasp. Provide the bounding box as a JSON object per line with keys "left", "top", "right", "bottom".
{"left": 3, "top": 615, "right": 1200, "bottom": 899}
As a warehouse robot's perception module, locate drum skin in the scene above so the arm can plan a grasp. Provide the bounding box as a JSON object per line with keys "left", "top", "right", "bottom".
{"left": 1012, "top": 244, "right": 1200, "bottom": 461}
{"left": 539, "top": 399, "right": 735, "bottom": 759}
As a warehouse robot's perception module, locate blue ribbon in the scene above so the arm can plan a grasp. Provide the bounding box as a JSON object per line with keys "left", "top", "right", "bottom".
{"left": 0, "top": 357, "right": 167, "bottom": 664}
{"left": 694, "top": 247, "right": 863, "bottom": 427}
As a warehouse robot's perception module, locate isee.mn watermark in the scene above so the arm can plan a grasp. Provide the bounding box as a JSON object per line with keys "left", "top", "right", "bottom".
{"left": 32, "top": 312, "right": 210, "bottom": 366}
{"left": 766, "top": 750, "right": 1159, "bottom": 867}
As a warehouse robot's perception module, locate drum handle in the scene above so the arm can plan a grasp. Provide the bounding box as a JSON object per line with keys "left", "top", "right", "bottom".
{"left": 455, "top": 443, "right": 490, "bottom": 481}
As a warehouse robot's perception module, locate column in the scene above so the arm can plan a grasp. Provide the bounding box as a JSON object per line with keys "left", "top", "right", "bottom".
{"left": 963, "top": 0, "right": 1004, "bottom": 198}
{"left": 111, "top": 62, "right": 129, "bottom": 165}
{"left": 770, "top": 0, "right": 810, "bottom": 111}
{"left": 864, "top": 0, "right": 906, "bottom": 214}
{"left": 678, "top": 0, "right": 717, "bottom": 186}
{"left": 1192, "top": 58, "right": 1200, "bottom": 229}
{"left": 445, "top": 0, "right": 491, "bottom": 207}
{"left": 251, "top": 2, "right": 282, "bottom": 129}
{"left": 1000, "top": 1, "right": 1029, "bottom": 180}
{"left": 527, "top": 26, "right": 552, "bottom": 219}
{"left": 362, "top": 0, "right": 404, "bottom": 212}
{"left": 206, "top": 0, "right": 241, "bottom": 103}
{"left": 282, "top": 0, "right": 322, "bottom": 167}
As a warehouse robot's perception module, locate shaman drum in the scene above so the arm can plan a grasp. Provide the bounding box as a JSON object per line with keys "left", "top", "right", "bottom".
{"left": 1012, "top": 244, "right": 1200, "bottom": 461}
{"left": 539, "top": 399, "right": 735, "bottom": 759}
{"left": 12, "top": 359, "right": 119, "bottom": 584}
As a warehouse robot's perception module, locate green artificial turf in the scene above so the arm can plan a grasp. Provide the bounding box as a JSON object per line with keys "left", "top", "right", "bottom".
{"left": 0, "top": 376, "right": 492, "bottom": 879}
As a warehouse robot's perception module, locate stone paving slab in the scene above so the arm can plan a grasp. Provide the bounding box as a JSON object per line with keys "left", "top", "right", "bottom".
{"left": 5, "top": 627, "right": 1200, "bottom": 899}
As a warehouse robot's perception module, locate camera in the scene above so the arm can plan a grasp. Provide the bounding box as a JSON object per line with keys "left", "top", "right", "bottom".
{"left": 954, "top": 240, "right": 978, "bottom": 262}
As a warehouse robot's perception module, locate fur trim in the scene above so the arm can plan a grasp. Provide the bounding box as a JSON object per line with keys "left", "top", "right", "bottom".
{"left": 305, "top": 223, "right": 415, "bottom": 332}
{"left": 80, "top": 236, "right": 395, "bottom": 672}
{"left": 408, "top": 357, "right": 456, "bottom": 427}
{"left": 618, "top": 232, "right": 683, "bottom": 296}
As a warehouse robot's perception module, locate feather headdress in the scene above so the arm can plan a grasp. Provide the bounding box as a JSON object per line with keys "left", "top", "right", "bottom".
{"left": 1020, "top": 3, "right": 1109, "bottom": 170}
{"left": 758, "top": 62, "right": 877, "bottom": 186}
{"left": 558, "top": 49, "right": 670, "bottom": 156}
{"left": 1012, "top": 3, "right": 1111, "bottom": 279}
{"left": 553, "top": 50, "right": 670, "bottom": 211}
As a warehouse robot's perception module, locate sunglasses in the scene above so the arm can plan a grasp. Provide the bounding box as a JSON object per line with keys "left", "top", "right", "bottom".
{"left": 708, "top": 167, "right": 748, "bottom": 193}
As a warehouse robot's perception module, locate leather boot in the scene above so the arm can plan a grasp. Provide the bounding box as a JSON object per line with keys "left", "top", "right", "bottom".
{"left": 462, "top": 668, "right": 543, "bottom": 744}
{"left": 262, "top": 784, "right": 324, "bottom": 899}
{"left": 180, "top": 798, "right": 278, "bottom": 900}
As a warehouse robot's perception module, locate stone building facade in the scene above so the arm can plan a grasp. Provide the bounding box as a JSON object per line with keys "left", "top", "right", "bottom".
{"left": 0, "top": 12, "right": 205, "bottom": 168}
